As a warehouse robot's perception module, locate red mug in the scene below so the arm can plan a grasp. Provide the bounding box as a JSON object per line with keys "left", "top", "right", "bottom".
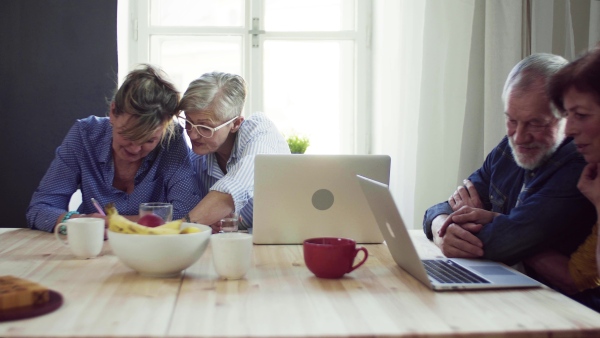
{"left": 303, "top": 237, "right": 369, "bottom": 279}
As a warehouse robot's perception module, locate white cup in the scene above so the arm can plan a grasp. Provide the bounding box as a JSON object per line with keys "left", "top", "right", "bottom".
{"left": 55, "top": 218, "right": 104, "bottom": 259}
{"left": 211, "top": 233, "right": 253, "bottom": 280}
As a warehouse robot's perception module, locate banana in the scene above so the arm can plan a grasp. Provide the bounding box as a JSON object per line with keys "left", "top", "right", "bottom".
{"left": 156, "top": 219, "right": 183, "bottom": 231}
{"left": 124, "top": 220, "right": 179, "bottom": 235}
{"left": 179, "top": 227, "right": 200, "bottom": 234}
{"left": 105, "top": 203, "right": 180, "bottom": 235}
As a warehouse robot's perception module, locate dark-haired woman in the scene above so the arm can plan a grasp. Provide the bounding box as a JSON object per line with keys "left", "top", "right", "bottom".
{"left": 525, "top": 45, "right": 600, "bottom": 312}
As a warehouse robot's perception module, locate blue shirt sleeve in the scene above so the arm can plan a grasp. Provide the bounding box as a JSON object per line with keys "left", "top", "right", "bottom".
{"left": 476, "top": 161, "right": 596, "bottom": 265}
{"left": 422, "top": 201, "right": 453, "bottom": 240}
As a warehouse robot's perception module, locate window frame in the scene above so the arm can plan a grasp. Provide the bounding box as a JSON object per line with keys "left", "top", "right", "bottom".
{"left": 122, "top": 0, "right": 373, "bottom": 154}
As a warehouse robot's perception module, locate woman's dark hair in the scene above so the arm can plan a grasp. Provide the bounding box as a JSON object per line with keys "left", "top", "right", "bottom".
{"left": 549, "top": 45, "right": 600, "bottom": 113}
{"left": 112, "top": 64, "right": 180, "bottom": 142}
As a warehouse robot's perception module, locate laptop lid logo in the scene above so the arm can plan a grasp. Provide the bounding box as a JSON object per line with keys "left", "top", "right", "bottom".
{"left": 386, "top": 222, "right": 396, "bottom": 238}
{"left": 312, "top": 189, "right": 334, "bottom": 210}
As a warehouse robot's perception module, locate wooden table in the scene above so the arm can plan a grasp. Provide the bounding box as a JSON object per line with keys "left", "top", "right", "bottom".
{"left": 1, "top": 228, "right": 600, "bottom": 338}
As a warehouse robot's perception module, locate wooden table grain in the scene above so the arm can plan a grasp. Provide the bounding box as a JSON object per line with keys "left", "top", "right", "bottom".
{"left": 1, "top": 227, "right": 599, "bottom": 338}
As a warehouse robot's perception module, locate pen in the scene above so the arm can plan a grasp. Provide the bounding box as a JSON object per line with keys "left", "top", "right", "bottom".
{"left": 91, "top": 198, "right": 106, "bottom": 216}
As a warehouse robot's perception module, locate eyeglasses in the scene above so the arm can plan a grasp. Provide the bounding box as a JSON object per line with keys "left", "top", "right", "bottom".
{"left": 505, "top": 116, "right": 556, "bottom": 134}
{"left": 178, "top": 116, "right": 238, "bottom": 138}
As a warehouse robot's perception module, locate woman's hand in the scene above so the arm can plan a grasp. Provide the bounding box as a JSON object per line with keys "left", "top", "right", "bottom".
{"left": 578, "top": 163, "right": 600, "bottom": 209}
{"left": 209, "top": 221, "right": 222, "bottom": 234}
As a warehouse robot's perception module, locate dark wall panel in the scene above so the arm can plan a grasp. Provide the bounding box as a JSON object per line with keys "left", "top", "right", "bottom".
{"left": 0, "top": 0, "right": 118, "bottom": 227}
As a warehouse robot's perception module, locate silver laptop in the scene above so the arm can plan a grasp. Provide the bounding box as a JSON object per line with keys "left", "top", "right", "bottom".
{"left": 253, "top": 154, "right": 391, "bottom": 244}
{"left": 356, "top": 175, "right": 542, "bottom": 291}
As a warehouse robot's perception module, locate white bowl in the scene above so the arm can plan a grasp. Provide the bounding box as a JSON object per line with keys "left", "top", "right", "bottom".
{"left": 108, "top": 223, "right": 211, "bottom": 277}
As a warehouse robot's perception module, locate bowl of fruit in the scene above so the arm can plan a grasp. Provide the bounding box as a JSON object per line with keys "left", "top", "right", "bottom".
{"left": 106, "top": 204, "right": 211, "bottom": 277}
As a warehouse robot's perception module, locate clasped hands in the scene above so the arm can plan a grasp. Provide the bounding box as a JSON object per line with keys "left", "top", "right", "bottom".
{"left": 433, "top": 180, "right": 499, "bottom": 258}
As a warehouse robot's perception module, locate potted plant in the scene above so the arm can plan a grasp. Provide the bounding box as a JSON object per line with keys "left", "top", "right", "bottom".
{"left": 286, "top": 134, "right": 310, "bottom": 154}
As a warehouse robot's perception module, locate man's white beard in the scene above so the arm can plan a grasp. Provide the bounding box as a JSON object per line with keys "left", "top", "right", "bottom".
{"left": 508, "top": 121, "right": 565, "bottom": 170}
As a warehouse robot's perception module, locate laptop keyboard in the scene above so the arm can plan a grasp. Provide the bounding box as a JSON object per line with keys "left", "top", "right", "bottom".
{"left": 422, "top": 260, "right": 490, "bottom": 284}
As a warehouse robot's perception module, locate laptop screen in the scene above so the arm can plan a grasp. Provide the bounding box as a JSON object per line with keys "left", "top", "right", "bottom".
{"left": 253, "top": 154, "right": 391, "bottom": 244}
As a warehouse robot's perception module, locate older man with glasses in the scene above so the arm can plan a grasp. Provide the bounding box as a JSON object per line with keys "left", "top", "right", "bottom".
{"left": 178, "top": 72, "right": 290, "bottom": 232}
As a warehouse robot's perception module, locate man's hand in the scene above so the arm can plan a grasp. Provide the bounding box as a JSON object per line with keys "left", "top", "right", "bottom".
{"left": 448, "top": 179, "right": 483, "bottom": 211}
{"left": 438, "top": 206, "right": 498, "bottom": 237}
{"left": 431, "top": 215, "right": 484, "bottom": 258}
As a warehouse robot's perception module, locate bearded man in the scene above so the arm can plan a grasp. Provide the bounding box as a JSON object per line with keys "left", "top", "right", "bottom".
{"left": 422, "top": 53, "right": 596, "bottom": 266}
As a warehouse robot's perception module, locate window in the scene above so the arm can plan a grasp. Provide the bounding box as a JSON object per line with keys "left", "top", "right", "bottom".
{"left": 121, "top": 0, "right": 371, "bottom": 154}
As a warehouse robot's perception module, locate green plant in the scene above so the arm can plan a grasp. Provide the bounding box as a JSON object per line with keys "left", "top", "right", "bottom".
{"left": 286, "top": 134, "right": 310, "bottom": 154}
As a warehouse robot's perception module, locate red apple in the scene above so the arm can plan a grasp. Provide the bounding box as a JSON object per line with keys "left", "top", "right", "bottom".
{"left": 138, "top": 214, "right": 165, "bottom": 227}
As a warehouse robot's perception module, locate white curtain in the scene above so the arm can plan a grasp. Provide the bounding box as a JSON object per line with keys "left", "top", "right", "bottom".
{"left": 372, "top": 0, "right": 600, "bottom": 229}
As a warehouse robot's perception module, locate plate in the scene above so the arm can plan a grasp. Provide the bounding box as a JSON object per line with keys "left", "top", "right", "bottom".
{"left": 0, "top": 290, "right": 63, "bottom": 322}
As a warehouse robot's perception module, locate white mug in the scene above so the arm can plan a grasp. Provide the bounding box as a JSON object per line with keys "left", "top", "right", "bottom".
{"left": 55, "top": 218, "right": 104, "bottom": 259}
{"left": 211, "top": 233, "right": 253, "bottom": 280}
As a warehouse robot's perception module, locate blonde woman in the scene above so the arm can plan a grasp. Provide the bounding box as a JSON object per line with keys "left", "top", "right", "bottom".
{"left": 27, "top": 65, "right": 201, "bottom": 233}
